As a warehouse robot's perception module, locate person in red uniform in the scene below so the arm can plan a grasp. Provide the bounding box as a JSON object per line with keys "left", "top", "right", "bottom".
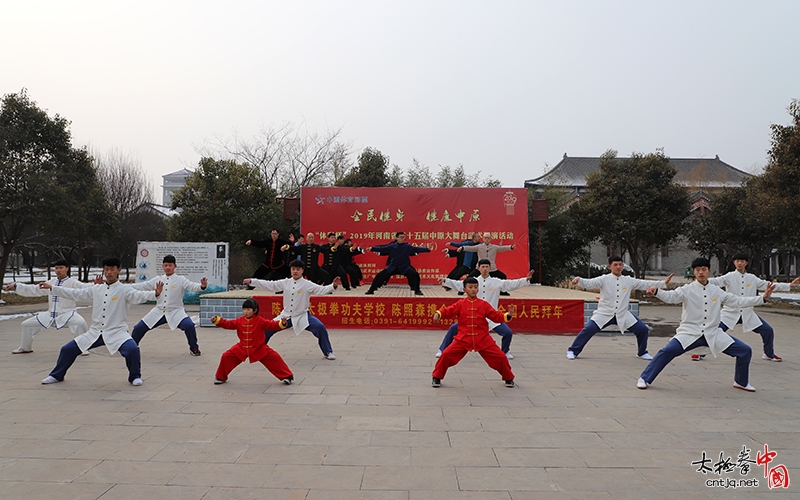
{"left": 210, "top": 298, "right": 294, "bottom": 385}
{"left": 431, "top": 277, "right": 517, "bottom": 388}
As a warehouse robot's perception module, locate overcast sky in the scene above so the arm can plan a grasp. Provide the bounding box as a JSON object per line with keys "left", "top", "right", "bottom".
{"left": 3, "top": 1, "right": 798, "bottom": 203}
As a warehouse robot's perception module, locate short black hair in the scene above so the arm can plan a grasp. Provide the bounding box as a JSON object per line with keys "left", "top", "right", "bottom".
{"left": 344, "top": 238, "right": 352, "bottom": 244}
{"left": 692, "top": 257, "right": 711, "bottom": 269}
{"left": 289, "top": 259, "right": 304, "bottom": 269}
{"left": 732, "top": 252, "right": 749, "bottom": 262}
{"left": 395, "top": 231, "right": 405, "bottom": 237}
{"left": 608, "top": 256, "right": 623, "bottom": 264}
{"left": 271, "top": 228, "right": 279, "bottom": 233}
{"left": 463, "top": 277, "right": 479, "bottom": 286}
{"left": 163, "top": 255, "right": 176, "bottom": 264}
{"left": 242, "top": 298, "right": 259, "bottom": 314}
{"left": 102, "top": 257, "right": 121, "bottom": 268}
{"left": 477, "top": 259, "right": 491, "bottom": 267}
{"left": 328, "top": 232, "right": 336, "bottom": 237}
{"left": 53, "top": 259, "right": 69, "bottom": 267}
{"left": 336, "top": 235, "right": 345, "bottom": 241}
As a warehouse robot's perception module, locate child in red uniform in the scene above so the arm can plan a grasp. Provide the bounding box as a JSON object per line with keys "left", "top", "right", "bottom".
{"left": 431, "top": 277, "right": 517, "bottom": 388}
{"left": 210, "top": 298, "right": 294, "bottom": 385}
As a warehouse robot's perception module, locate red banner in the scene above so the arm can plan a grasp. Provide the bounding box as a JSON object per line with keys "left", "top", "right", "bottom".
{"left": 254, "top": 296, "right": 583, "bottom": 334}
{"left": 300, "top": 187, "right": 529, "bottom": 285}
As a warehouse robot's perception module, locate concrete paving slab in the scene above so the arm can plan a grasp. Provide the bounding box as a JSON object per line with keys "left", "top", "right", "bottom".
{"left": 0, "top": 303, "right": 797, "bottom": 496}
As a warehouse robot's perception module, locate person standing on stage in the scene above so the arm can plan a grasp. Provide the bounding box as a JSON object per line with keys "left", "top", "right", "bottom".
{"left": 246, "top": 229, "right": 290, "bottom": 281}
{"left": 129, "top": 255, "right": 207, "bottom": 356}
{"left": 436, "top": 260, "right": 534, "bottom": 359}
{"left": 4, "top": 259, "right": 91, "bottom": 354}
{"left": 445, "top": 233, "right": 481, "bottom": 288}
{"left": 638, "top": 257, "right": 775, "bottom": 392}
{"left": 244, "top": 260, "right": 340, "bottom": 360}
{"left": 39, "top": 257, "right": 161, "bottom": 386}
{"left": 283, "top": 233, "right": 329, "bottom": 285}
{"left": 340, "top": 237, "right": 364, "bottom": 288}
{"left": 210, "top": 298, "right": 294, "bottom": 385}
{"left": 431, "top": 277, "right": 517, "bottom": 388}
{"left": 320, "top": 232, "right": 351, "bottom": 289}
{"left": 567, "top": 256, "right": 672, "bottom": 360}
{"left": 458, "top": 232, "right": 514, "bottom": 281}
{"left": 707, "top": 252, "right": 800, "bottom": 362}
{"left": 363, "top": 231, "right": 431, "bottom": 295}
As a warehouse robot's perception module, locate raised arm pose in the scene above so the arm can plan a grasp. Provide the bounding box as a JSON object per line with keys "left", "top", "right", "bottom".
{"left": 708, "top": 252, "right": 800, "bottom": 362}
{"left": 638, "top": 257, "right": 775, "bottom": 392}
{"left": 567, "top": 256, "right": 672, "bottom": 360}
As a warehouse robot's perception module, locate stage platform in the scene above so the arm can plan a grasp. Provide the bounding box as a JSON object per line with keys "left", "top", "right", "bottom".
{"left": 199, "top": 283, "right": 626, "bottom": 335}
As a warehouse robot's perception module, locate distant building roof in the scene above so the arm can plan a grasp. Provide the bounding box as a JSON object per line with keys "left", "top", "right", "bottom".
{"left": 163, "top": 168, "right": 193, "bottom": 179}
{"left": 524, "top": 154, "right": 750, "bottom": 190}
{"left": 133, "top": 202, "right": 178, "bottom": 218}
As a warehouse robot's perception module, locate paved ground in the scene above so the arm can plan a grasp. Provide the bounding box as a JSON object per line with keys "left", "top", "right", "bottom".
{"left": 0, "top": 302, "right": 798, "bottom": 499}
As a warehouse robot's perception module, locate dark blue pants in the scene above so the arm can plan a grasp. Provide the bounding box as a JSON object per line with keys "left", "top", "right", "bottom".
{"left": 719, "top": 317, "right": 775, "bottom": 358}
{"left": 640, "top": 335, "right": 752, "bottom": 387}
{"left": 49, "top": 337, "right": 141, "bottom": 383}
{"left": 264, "top": 312, "right": 333, "bottom": 356}
{"left": 131, "top": 316, "right": 198, "bottom": 350}
{"left": 568, "top": 317, "right": 649, "bottom": 356}
{"left": 439, "top": 322, "right": 513, "bottom": 353}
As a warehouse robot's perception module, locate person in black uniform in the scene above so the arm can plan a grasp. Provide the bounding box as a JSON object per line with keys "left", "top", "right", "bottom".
{"left": 283, "top": 232, "right": 329, "bottom": 285}
{"left": 246, "top": 229, "right": 290, "bottom": 281}
{"left": 321, "top": 233, "right": 351, "bottom": 289}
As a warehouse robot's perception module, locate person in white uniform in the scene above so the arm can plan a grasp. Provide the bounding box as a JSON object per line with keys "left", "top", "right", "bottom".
{"left": 708, "top": 252, "right": 800, "bottom": 362}
{"left": 638, "top": 257, "right": 775, "bottom": 392}
{"left": 4, "top": 259, "right": 90, "bottom": 354}
{"left": 130, "top": 255, "right": 207, "bottom": 356}
{"left": 244, "top": 260, "right": 340, "bottom": 359}
{"left": 567, "top": 256, "right": 672, "bottom": 360}
{"left": 435, "top": 259, "right": 534, "bottom": 359}
{"left": 40, "top": 257, "right": 161, "bottom": 386}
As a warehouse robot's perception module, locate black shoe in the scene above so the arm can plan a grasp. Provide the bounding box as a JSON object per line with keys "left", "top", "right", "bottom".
{"left": 365, "top": 289, "right": 375, "bottom": 295}
{"left": 431, "top": 377, "right": 442, "bottom": 387}
{"left": 414, "top": 290, "right": 424, "bottom": 296}
{"left": 457, "top": 291, "right": 464, "bottom": 295}
{"left": 443, "top": 287, "right": 451, "bottom": 292}
{"left": 214, "top": 378, "right": 226, "bottom": 385}
{"left": 190, "top": 348, "right": 202, "bottom": 356}
{"left": 504, "top": 379, "right": 515, "bottom": 388}
{"left": 246, "top": 286, "right": 255, "bottom": 290}
{"left": 282, "top": 376, "right": 294, "bottom": 385}
{"left": 500, "top": 291, "right": 510, "bottom": 296}
{"left": 344, "top": 287, "right": 351, "bottom": 291}
{"left": 275, "top": 291, "right": 283, "bottom": 294}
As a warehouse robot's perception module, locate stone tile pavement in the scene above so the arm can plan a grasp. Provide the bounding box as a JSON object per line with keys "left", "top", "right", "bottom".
{"left": 0, "top": 303, "right": 798, "bottom": 499}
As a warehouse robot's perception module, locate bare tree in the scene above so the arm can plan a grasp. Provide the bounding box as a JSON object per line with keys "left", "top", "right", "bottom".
{"left": 198, "top": 122, "right": 353, "bottom": 197}
{"left": 93, "top": 148, "right": 154, "bottom": 279}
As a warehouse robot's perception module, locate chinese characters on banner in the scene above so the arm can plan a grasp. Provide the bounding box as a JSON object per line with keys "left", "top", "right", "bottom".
{"left": 691, "top": 443, "right": 789, "bottom": 490}
{"left": 300, "top": 187, "right": 529, "bottom": 285}
{"left": 253, "top": 296, "right": 584, "bottom": 333}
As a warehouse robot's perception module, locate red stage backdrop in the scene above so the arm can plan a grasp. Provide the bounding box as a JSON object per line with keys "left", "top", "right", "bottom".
{"left": 254, "top": 296, "right": 583, "bottom": 334}
{"left": 300, "top": 187, "right": 529, "bottom": 285}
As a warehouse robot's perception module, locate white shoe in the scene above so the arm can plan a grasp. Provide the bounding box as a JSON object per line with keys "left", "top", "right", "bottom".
{"left": 762, "top": 354, "right": 782, "bottom": 362}
{"left": 80, "top": 352, "right": 91, "bottom": 356}
{"left": 12, "top": 348, "right": 33, "bottom": 354}
{"left": 505, "top": 352, "right": 514, "bottom": 359}
{"left": 733, "top": 382, "right": 756, "bottom": 392}
{"left": 636, "top": 378, "right": 648, "bottom": 389}
{"left": 566, "top": 351, "right": 576, "bottom": 360}
{"left": 131, "top": 378, "right": 143, "bottom": 386}
{"left": 41, "top": 376, "right": 60, "bottom": 384}
{"left": 637, "top": 353, "right": 653, "bottom": 360}
{"left": 435, "top": 350, "right": 442, "bottom": 358}
{"left": 326, "top": 352, "right": 336, "bottom": 360}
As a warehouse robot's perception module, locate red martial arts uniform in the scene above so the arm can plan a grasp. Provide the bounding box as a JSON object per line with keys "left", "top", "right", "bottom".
{"left": 432, "top": 297, "right": 514, "bottom": 381}
{"left": 212, "top": 315, "right": 293, "bottom": 382}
